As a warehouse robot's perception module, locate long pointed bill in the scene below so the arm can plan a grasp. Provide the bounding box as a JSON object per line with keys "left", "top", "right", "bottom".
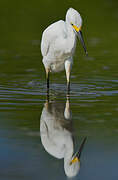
{"left": 70, "top": 137, "right": 87, "bottom": 165}
{"left": 77, "top": 30, "right": 88, "bottom": 56}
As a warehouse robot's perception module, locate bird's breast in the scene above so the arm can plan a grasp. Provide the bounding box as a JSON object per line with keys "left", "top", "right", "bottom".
{"left": 42, "top": 30, "right": 76, "bottom": 72}
{"left": 54, "top": 35, "right": 76, "bottom": 57}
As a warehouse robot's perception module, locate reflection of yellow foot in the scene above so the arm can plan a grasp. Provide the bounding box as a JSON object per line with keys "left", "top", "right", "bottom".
{"left": 45, "top": 101, "right": 49, "bottom": 109}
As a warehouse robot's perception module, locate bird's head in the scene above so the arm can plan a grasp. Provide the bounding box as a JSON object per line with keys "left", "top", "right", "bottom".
{"left": 66, "top": 8, "right": 82, "bottom": 29}
{"left": 66, "top": 8, "right": 88, "bottom": 56}
{"left": 64, "top": 156, "right": 80, "bottom": 178}
{"left": 64, "top": 137, "right": 87, "bottom": 178}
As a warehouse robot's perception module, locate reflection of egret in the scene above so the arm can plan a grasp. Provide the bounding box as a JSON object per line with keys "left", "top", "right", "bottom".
{"left": 40, "top": 98, "right": 86, "bottom": 177}
{"left": 41, "top": 8, "right": 87, "bottom": 91}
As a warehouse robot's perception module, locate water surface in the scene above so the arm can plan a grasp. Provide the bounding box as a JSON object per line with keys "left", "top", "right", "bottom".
{"left": 0, "top": 0, "right": 118, "bottom": 179}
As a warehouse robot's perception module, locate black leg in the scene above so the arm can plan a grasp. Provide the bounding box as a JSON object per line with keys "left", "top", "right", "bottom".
{"left": 46, "top": 68, "right": 50, "bottom": 90}
{"left": 46, "top": 89, "right": 49, "bottom": 103}
{"left": 47, "top": 73, "right": 49, "bottom": 89}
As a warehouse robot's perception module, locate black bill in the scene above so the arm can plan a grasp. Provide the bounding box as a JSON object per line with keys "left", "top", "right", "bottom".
{"left": 74, "top": 137, "right": 87, "bottom": 159}
{"left": 77, "top": 30, "right": 88, "bottom": 56}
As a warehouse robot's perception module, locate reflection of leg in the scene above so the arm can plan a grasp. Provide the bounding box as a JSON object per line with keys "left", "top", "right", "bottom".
{"left": 45, "top": 68, "right": 50, "bottom": 89}
{"left": 64, "top": 97, "right": 71, "bottom": 120}
{"left": 45, "top": 99, "right": 49, "bottom": 110}
{"left": 46, "top": 90, "right": 49, "bottom": 103}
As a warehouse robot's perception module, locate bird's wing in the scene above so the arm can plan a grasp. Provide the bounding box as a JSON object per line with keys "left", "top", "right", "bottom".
{"left": 41, "top": 29, "right": 50, "bottom": 57}
{"left": 41, "top": 20, "right": 66, "bottom": 57}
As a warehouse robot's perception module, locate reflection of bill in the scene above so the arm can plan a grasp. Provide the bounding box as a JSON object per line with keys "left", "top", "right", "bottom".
{"left": 40, "top": 98, "right": 86, "bottom": 178}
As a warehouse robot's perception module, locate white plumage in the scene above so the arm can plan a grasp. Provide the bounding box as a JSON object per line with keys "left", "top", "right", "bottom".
{"left": 40, "top": 99, "right": 80, "bottom": 177}
{"left": 41, "top": 8, "right": 87, "bottom": 90}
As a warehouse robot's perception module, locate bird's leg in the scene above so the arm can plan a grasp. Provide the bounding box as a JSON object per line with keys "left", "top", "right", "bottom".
{"left": 67, "top": 81, "right": 70, "bottom": 93}
{"left": 45, "top": 68, "right": 50, "bottom": 90}
{"left": 65, "top": 62, "right": 71, "bottom": 93}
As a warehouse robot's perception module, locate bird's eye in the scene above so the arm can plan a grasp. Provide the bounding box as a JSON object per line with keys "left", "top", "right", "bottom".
{"left": 71, "top": 23, "right": 73, "bottom": 26}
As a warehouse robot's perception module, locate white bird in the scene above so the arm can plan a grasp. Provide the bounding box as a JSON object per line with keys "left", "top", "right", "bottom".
{"left": 40, "top": 98, "right": 86, "bottom": 177}
{"left": 41, "top": 8, "right": 87, "bottom": 91}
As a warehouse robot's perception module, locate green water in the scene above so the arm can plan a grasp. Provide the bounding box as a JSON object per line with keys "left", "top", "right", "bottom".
{"left": 0, "top": 0, "right": 118, "bottom": 179}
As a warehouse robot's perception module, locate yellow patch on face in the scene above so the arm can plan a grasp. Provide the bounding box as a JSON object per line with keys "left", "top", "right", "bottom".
{"left": 72, "top": 24, "right": 81, "bottom": 32}
{"left": 70, "top": 157, "right": 80, "bottom": 165}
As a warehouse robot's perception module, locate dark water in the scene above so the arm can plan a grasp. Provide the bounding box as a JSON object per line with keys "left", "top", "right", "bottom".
{"left": 0, "top": 0, "right": 118, "bottom": 179}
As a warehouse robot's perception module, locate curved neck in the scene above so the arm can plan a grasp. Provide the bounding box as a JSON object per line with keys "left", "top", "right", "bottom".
{"left": 64, "top": 21, "right": 77, "bottom": 55}
{"left": 64, "top": 138, "right": 74, "bottom": 164}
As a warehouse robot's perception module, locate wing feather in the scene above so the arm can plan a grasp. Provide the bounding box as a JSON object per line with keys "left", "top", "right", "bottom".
{"left": 41, "top": 20, "right": 65, "bottom": 57}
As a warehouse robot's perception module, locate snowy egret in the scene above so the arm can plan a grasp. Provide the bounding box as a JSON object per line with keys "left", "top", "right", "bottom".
{"left": 40, "top": 98, "right": 86, "bottom": 177}
{"left": 41, "top": 8, "right": 87, "bottom": 91}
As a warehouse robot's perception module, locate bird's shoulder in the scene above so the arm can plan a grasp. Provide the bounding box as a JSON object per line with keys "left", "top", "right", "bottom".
{"left": 41, "top": 20, "right": 66, "bottom": 56}
{"left": 43, "top": 20, "right": 66, "bottom": 37}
